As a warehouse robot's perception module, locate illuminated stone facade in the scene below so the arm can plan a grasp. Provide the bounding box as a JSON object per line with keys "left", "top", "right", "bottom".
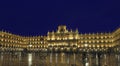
{"left": 0, "top": 25, "right": 120, "bottom": 52}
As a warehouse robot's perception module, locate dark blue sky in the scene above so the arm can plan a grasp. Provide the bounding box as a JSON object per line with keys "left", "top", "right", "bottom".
{"left": 0, "top": 0, "right": 120, "bottom": 36}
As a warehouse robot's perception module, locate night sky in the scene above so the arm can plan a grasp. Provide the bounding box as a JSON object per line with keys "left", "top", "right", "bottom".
{"left": 0, "top": 0, "right": 120, "bottom": 36}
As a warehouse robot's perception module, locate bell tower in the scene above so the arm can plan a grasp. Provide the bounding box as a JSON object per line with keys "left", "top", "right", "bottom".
{"left": 57, "top": 25, "right": 67, "bottom": 33}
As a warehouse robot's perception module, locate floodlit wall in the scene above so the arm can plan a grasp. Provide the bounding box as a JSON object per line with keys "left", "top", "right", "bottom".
{"left": 0, "top": 25, "right": 119, "bottom": 52}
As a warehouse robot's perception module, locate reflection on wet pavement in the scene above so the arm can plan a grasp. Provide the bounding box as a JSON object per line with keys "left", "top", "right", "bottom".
{"left": 0, "top": 52, "right": 119, "bottom": 66}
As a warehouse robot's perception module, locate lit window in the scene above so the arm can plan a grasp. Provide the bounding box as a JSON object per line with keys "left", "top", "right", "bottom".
{"left": 2, "top": 34, "right": 4, "bottom": 37}
{"left": 109, "top": 45, "right": 111, "bottom": 47}
{"left": 81, "top": 41, "right": 83, "bottom": 43}
{"left": 93, "top": 45, "right": 95, "bottom": 47}
{"left": 105, "top": 40, "right": 108, "bottom": 43}
{"left": 64, "top": 37, "right": 67, "bottom": 40}
{"left": 92, "top": 37, "right": 95, "bottom": 39}
{"left": 80, "top": 37, "right": 83, "bottom": 39}
{"left": 97, "top": 41, "right": 99, "bottom": 43}
{"left": 89, "top": 45, "right": 91, "bottom": 47}
{"left": 105, "top": 36, "right": 107, "bottom": 39}
{"left": 1, "top": 39, "right": 3, "bottom": 41}
{"left": 51, "top": 38, "right": 55, "bottom": 40}
{"left": 89, "top": 37, "right": 91, "bottom": 39}
{"left": 101, "top": 36, "right": 103, "bottom": 39}
{"left": 93, "top": 41, "right": 95, "bottom": 43}
{"left": 81, "top": 45, "right": 83, "bottom": 47}
{"left": 97, "top": 36, "right": 99, "bottom": 39}
{"left": 57, "top": 37, "right": 60, "bottom": 40}
{"left": 97, "top": 45, "right": 99, "bottom": 48}
{"left": 89, "top": 41, "right": 91, "bottom": 43}
{"left": 69, "top": 36, "right": 73, "bottom": 39}
{"left": 101, "top": 40, "right": 103, "bottom": 43}
{"left": 85, "top": 41, "right": 87, "bottom": 43}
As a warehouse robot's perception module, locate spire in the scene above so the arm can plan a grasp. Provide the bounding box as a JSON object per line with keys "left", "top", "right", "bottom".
{"left": 75, "top": 28, "right": 79, "bottom": 33}
{"left": 70, "top": 29, "right": 72, "bottom": 32}
{"left": 47, "top": 31, "right": 50, "bottom": 35}
{"left": 52, "top": 30, "right": 54, "bottom": 34}
{"left": 88, "top": 33, "right": 91, "bottom": 35}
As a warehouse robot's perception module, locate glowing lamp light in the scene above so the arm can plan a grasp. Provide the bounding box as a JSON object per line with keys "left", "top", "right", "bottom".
{"left": 29, "top": 45, "right": 32, "bottom": 47}
{"left": 84, "top": 44, "right": 88, "bottom": 47}
{"left": 28, "top": 54, "right": 32, "bottom": 66}
{"left": 85, "top": 62, "right": 89, "bottom": 66}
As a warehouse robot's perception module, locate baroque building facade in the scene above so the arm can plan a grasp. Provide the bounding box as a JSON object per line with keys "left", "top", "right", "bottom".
{"left": 0, "top": 25, "right": 120, "bottom": 53}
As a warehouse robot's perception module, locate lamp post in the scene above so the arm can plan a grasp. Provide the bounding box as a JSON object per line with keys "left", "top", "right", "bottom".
{"left": 82, "top": 44, "right": 89, "bottom": 66}
{"left": 29, "top": 44, "right": 32, "bottom": 52}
